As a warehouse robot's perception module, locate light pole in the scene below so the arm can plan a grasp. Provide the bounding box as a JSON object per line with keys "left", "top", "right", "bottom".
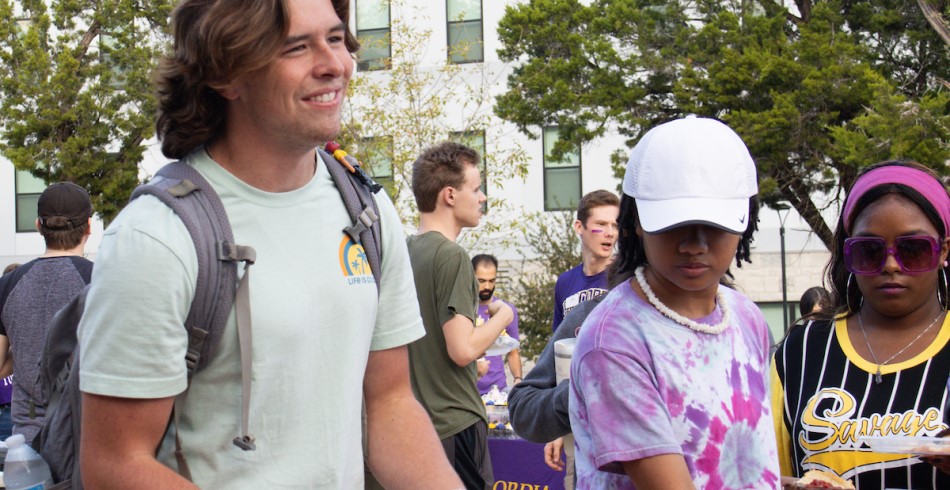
{"left": 775, "top": 203, "right": 791, "bottom": 332}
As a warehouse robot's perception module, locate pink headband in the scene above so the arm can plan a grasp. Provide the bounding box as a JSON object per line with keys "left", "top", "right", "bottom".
{"left": 843, "top": 166, "right": 950, "bottom": 235}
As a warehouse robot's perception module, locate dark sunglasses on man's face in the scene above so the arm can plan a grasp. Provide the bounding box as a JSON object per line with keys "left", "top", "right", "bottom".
{"left": 844, "top": 235, "right": 941, "bottom": 275}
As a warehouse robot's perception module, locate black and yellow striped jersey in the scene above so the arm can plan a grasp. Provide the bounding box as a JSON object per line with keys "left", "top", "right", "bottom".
{"left": 772, "top": 315, "right": 950, "bottom": 489}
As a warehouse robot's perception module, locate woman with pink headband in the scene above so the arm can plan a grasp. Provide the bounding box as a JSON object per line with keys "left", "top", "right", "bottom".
{"left": 772, "top": 160, "right": 950, "bottom": 488}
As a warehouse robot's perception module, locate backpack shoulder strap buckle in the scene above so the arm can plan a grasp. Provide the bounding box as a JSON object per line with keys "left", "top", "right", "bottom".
{"left": 344, "top": 207, "right": 379, "bottom": 244}
{"left": 166, "top": 179, "right": 199, "bottom": 198}
{"left": 217, "top": 241, "right": 257, "bottom": 265}
{"left": 184, "top": 327, "right": 209, "bottom": 376}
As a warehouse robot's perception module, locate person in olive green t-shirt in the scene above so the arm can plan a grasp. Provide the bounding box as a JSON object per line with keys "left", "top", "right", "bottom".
{"left": 407, "top": 142, "right": 515, "bottom": 490}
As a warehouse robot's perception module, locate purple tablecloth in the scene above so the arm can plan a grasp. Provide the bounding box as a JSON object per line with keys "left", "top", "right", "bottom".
{"left": 489, "top": 436, "right": 565, "bottom": 490}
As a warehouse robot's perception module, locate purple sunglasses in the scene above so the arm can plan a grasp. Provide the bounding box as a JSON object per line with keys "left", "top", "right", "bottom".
{"left": 844, "top": 235, "right": 941, "bottom": 275}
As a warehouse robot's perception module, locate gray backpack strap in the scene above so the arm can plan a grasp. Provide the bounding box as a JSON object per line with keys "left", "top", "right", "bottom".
{"left": 321, "top": 143, "right": 385, "bottom": 485}
{"left": 319, "top": 145, "right": 383, "bottom": 292}
{"left": 130, "top": 161, "right": 258, "bottom": 479}
{"left": 33, "top": 286, "right": 88, "bottom": 487}
{"left": 131, "top": 162, "right": 255, "bottom": 374}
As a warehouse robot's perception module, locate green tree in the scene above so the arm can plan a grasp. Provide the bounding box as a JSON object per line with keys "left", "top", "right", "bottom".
{"left": 505, "top": 211, "right": 581, "bottom": 360}
{"left": 0, "top": 0, "right": 173, "bottom": 223}
{"left": 497, "top": 0, "right": 950, "bottom": 249}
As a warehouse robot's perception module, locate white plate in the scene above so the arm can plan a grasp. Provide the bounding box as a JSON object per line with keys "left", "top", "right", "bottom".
{"left": 861, "top": 435, "right": 950, "bottom": 456}
{"left": 484, "top": 335, "right": 519, "bottom": 356}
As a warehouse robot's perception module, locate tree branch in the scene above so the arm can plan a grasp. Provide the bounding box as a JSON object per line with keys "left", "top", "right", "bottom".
{"left": 77, "top": 19, "right": 101, "bottom": 58}
{"left": 773, "top": 162, "right": 834, "bottom": 249}
{"left": 917, "top": 0, "right": 950, "bottom": 46}
{"left": 779, "top": 0, "right": 806, "bottom": 25}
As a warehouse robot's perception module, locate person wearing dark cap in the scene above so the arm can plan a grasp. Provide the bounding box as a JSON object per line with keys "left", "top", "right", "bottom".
{"left": 0, "top": 181, "right": 94, "bottom": 444}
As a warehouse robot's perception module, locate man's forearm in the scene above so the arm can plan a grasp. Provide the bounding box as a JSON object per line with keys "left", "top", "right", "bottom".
{"left": 366, "top": 395, "right": 462, "bottom": 489}
{"left": 506, "top": 349, "right": 523, "bottom": 380}
{"left": 472, "top": 313, "right": 512, "bottom": 352}
{"left": 81, "top": 393, "right": 194, "bottom": 490}
{"left": 83, "top": 452, "right": 196, "bottom": 489}
{"left": 444, "top": 312, "right": 512, "bottom": 366}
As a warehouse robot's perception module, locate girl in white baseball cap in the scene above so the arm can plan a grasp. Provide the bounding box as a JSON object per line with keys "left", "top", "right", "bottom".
{"left": 569, "top": 116, "right": 780, "bottom": 489}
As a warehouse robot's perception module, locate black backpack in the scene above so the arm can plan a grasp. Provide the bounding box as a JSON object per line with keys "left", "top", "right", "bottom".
{"left": 31, "top": 145, "right": 383, "bottom": 489}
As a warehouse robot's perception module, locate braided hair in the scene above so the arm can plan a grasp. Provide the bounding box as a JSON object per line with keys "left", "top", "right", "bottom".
{"left": 608, "top": 194, "right": 759, "bottom": 288}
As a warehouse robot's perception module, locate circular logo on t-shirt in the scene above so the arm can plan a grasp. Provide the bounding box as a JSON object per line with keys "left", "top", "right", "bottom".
{"left": 338, "top": 235, "right": 373, "bottom": 283}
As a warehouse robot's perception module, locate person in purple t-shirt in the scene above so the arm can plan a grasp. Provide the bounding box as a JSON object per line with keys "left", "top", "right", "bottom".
{"left": 0, "top": 375, "right": 12, "bottom": 439}
{"left": 547, "top": 190, "right": 619, "bottom": 490}
{"left": 472, "top": 254, "right": 521, "bottom": 395}
{"left": 552, "top": 190, "right": 619, "bottom": 333}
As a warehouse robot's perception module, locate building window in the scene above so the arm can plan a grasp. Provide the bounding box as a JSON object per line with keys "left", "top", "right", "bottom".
{"left": 450, "top": 130, "right": 487, "bottom": 211}
{"left": 542, "top": 127, "right": 581, "bottom": 211}
{"left": 446, "top": 0, "right": 483, "bottom": 63}
{"left": 356, "top": 0, "right": 391, "bottom": 71}
{"left": 98, "top": 33, "right": 128, "bottom": 87}
{"left": 15, "top": 170, "right": 45, "bottom": 233}
{"left": 359, "top": 136, "right": 395, "bottom": 196}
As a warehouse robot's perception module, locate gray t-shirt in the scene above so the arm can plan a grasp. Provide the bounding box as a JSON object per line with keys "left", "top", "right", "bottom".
{"left": 0, "top": 255, "right": 92, "bottom": 444}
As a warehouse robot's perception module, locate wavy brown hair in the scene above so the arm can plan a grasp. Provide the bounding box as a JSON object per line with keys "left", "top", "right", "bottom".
{"left": 155, "top": 0, "right": 359, "bottom": 159}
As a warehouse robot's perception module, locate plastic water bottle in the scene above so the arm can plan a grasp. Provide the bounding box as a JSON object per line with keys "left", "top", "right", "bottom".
{"left": 3, "top": 434, "right": 53, "bottom": 490}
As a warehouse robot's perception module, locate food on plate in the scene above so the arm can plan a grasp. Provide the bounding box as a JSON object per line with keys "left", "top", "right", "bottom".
{"left": 911, "top": 442, "right": 950, "bottom": 455}
{"left": 793, "top": 470, "right": 855, "bottom": 489}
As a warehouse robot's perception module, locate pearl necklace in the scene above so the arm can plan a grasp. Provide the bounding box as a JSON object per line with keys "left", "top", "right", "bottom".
{"left": 634, "top": 266, "right": 730, "bottom": 335}
{"left": 857, "top": 310, "right": 943, "bottom": 384}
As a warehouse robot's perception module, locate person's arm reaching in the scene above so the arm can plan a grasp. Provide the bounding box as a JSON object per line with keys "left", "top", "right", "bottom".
{"left": 508, "top": 297, "right": 603, "bottom": 442}
{"left": 81, "top": 394, "right": 195, "bottom": 489}
{"left": 507, "top": 325, "right": 571, "bottom": 442}
{"left": 364, "top": 345, "right": 463, "bottom": 489}
{"left": 442, "top": 300, "right": 513, "bottom": 367}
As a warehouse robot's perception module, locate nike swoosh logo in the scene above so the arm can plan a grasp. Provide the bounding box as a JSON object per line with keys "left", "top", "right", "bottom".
{"left": 739, "top": 214, "right": 746, "bottom": 224}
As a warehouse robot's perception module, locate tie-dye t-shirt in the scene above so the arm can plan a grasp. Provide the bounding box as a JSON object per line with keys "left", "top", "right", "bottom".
{"left": 569, "top": 281, "right": 780, "bottom": 489}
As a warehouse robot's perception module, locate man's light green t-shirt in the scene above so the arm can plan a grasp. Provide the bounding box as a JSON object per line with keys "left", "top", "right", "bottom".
{"left": 78, "top": 149, "right": 424, "bottom": 488}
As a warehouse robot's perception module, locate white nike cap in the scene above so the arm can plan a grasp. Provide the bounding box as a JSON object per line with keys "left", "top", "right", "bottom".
{"left": 621, "top": 115, "right": 758, "bottom": 234}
